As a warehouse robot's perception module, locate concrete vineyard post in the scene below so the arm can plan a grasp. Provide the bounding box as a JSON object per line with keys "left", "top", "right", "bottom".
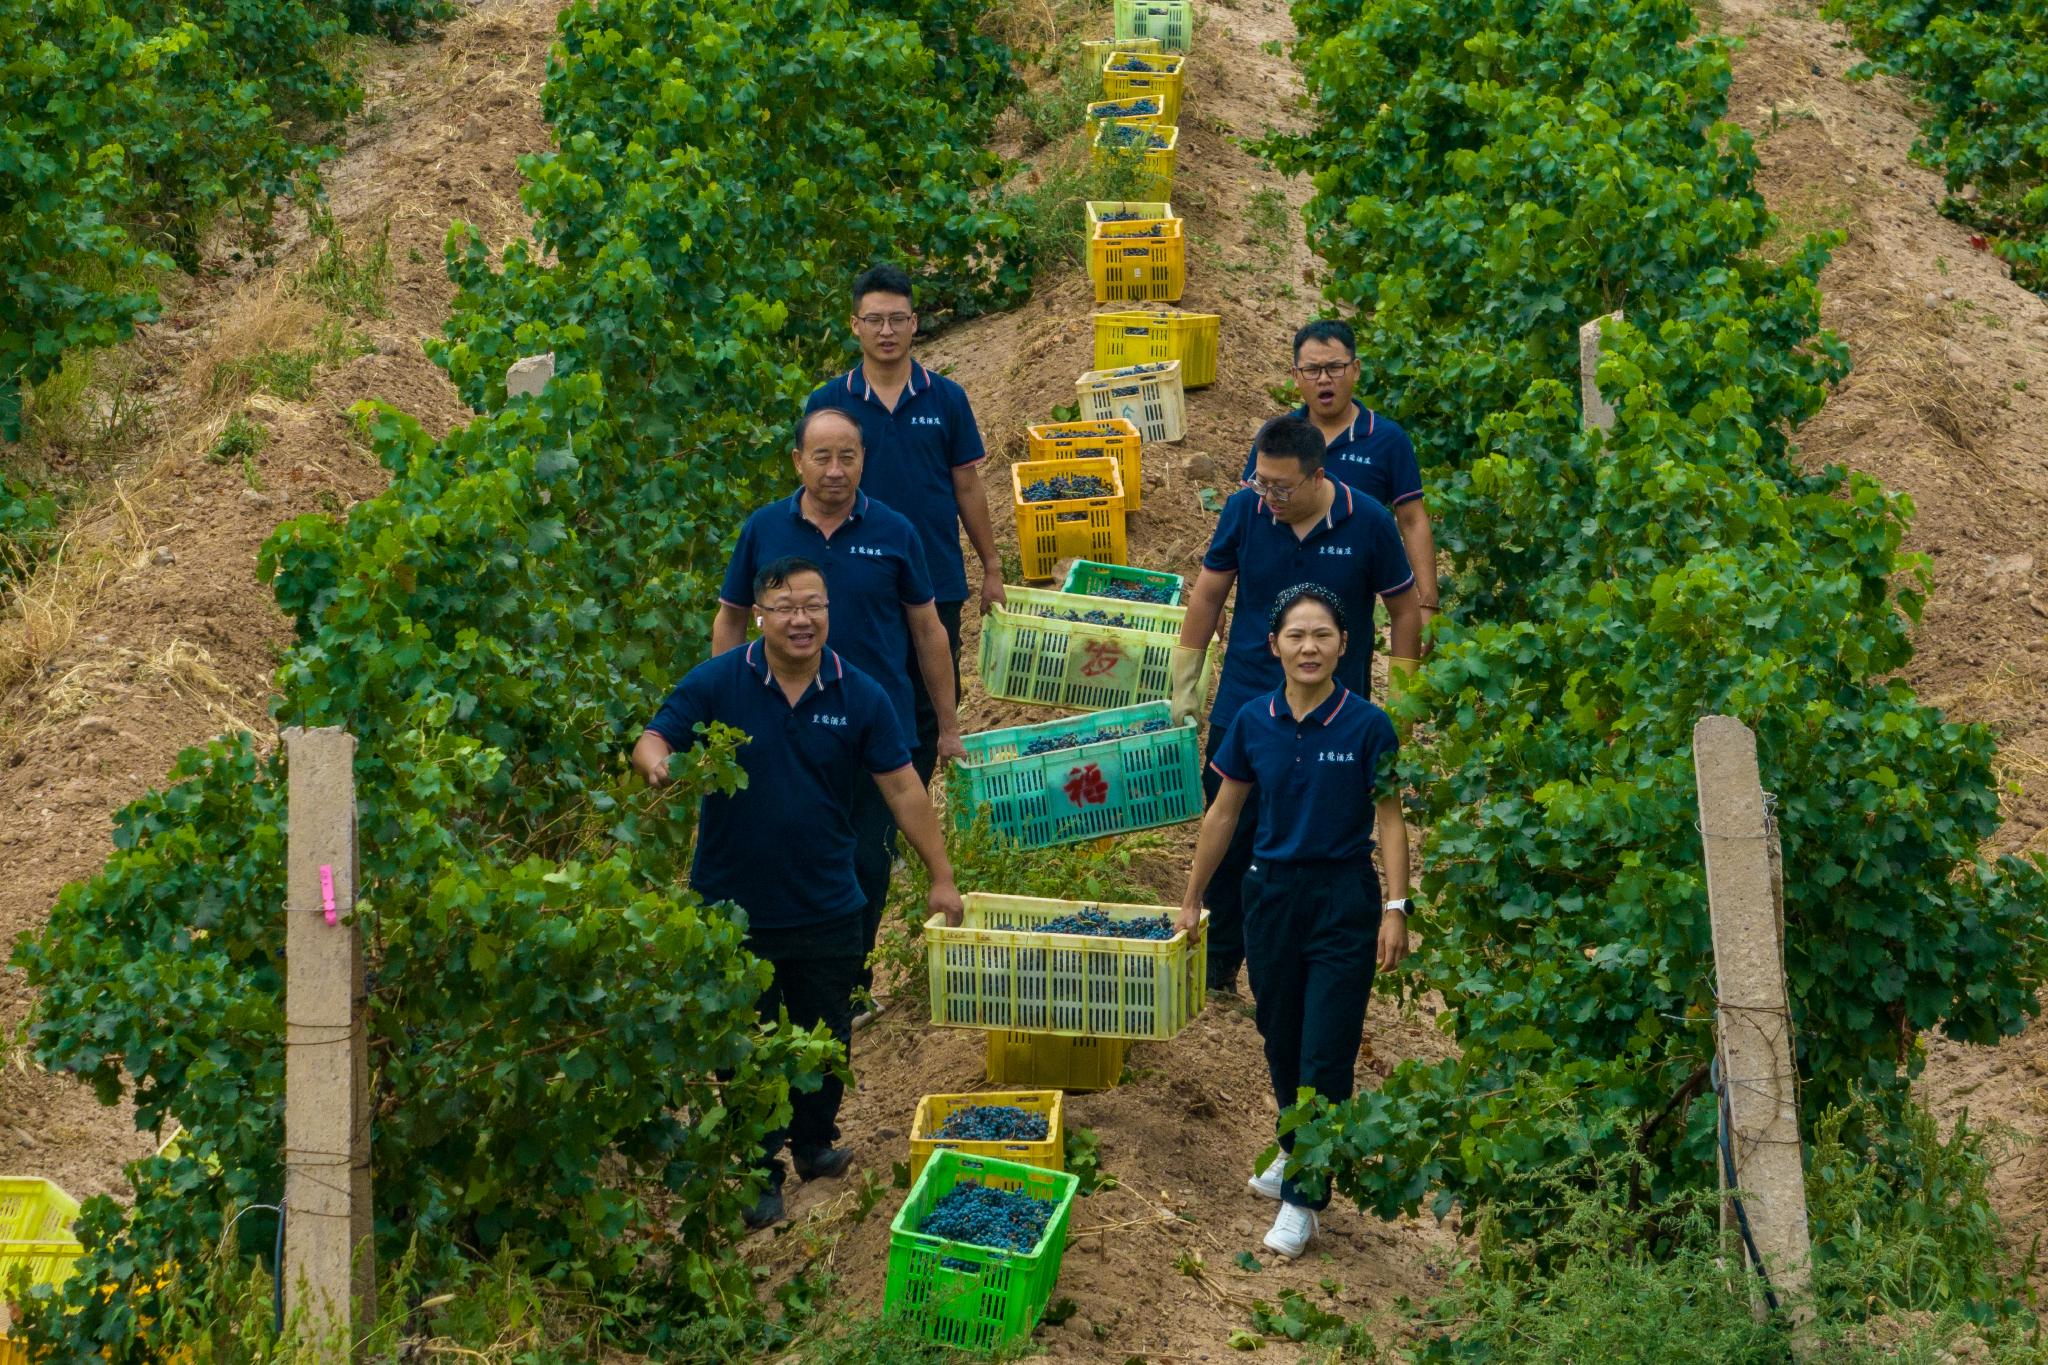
{"left": 283, "top": 727, "right": 375, "bottom": 1356}
{"left": 1579, "top": 311, "right": 1622, "bottom": 432}
{"left": 1693, "top": 715, "right": 1813, "bottom": 1325}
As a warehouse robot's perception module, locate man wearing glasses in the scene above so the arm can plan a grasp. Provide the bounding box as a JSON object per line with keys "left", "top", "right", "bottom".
{"left": 1172, "top": 415, "right": 1421, "bottom": 996}
{"left": 634, "top": 555, "right": 965, "bottom": 1230}
{"left": 1243, "top": 320, "right": 1441, "bottom": 642}
{"left": 713, "top": 407, "right": 963, "bottom": 1013}
{"left": 804, "top": 263, "right": 1006, "bottom": 785}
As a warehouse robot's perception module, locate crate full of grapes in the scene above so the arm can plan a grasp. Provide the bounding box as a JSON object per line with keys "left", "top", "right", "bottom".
{"left": 926, "top": 893, "right": 1209, "bottom": 1040}
{"left": 956, "top": 700, "right": 1201, "bottom": 849}
{"left": 1010, "top": 457, "right": 1127, "bottom": 582}
{"left": 1059, "top": 559, "right": 1183, "bottom": 605}
{"left": 1088, "top": 214, "right": 1185, "bottom": 305}
{"left": 1091, "top": 121, "right": 1178, "bottom": 200}
{"left": 1075, "top": 360, "right": 1186, "bottom": 444}
{"left": 908, "top": 1090, "right": 1065, "bottom": 1183}
{"left": 977, "top": 584, "right": 1212, "bottom": 712}
{"left": 1100, "top": 49, "right": 1186, "bottom": 121}
{"left": 1025, "top": 418, "right": 1142, "bottom": 511}
{"left": 884, "top": 1151, "right": 1081, "bottom": 1350}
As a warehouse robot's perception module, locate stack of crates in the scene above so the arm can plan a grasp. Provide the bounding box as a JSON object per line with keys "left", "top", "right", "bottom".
{"left": 1025, "top": 418, "right": 1142, "bottom": 511}
{"left": 1101, "top": 50, "right": 1185, "bottom": 123}
{"left": 1087, "top": 201, "right": 1184, "bottom": 305}
{"left": 1091, "top": 121, "right": 1178, "bottom": 200}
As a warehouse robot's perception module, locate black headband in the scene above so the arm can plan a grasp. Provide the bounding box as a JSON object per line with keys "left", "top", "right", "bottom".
{"left": 1267, "top": 582, "right": 1347, "bottom": 636}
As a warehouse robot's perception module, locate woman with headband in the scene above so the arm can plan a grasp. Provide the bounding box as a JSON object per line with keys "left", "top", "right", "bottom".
{"left": 1176, "top": 581, "right": 1414, "bottom": 1259}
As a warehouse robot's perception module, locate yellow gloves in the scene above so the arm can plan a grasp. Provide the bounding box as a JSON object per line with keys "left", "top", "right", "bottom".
{"left": 1169, "top": 645, "right": 1207, "bottom": 727}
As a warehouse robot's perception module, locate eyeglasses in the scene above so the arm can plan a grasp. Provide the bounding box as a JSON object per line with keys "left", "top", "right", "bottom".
{"left": 1293, "top": 360, "right": 1356, "bottom": 381}
{"left": 761, "top": 601, "right": 830, "bottom": 619}
{"left": 855, "top": 313, "right": 916, "bottom": 332}
{"left": 1243, "top": 475, "right": 1312, "bottom": 504}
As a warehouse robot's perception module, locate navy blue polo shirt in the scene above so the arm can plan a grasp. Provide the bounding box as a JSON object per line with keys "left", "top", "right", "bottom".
{"left": 1241, "top": 403, "right": 1423, "bottom": 512}
{"left": 1202, "top": 480, "right": 1415, "bottom": 725}
{"left": 718, "top": 489, "right": 934, "bottom": 739}
{"left": 805, "top": 362, "right": 987, "bottom": 603}
{"left": 1210, "top": 684, "right": 1399, "bottom": 865}
{"left": 645, "top": 642, "right": 911, "bottom": 931}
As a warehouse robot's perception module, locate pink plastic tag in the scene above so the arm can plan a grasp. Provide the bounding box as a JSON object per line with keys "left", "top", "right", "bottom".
{"left": 319, "top": 864, "right": 337, "bottom": 926}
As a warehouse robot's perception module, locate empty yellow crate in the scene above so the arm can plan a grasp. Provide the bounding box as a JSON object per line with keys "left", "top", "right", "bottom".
{"left": 926, "top": 894, "right": 1209, "bottom": 1041}
{"left": 986, "top": 1032, "right": 1130, "bottom": 1091}
{"left": 1075, "top": 361, "right": 1186, "bottom": 443}
{"left": 1101, "top": 51, "right": 1185, "bottom": 123}
{"left": 1011, "top": 456, "right": 1126, "bottom": 582}
{"left": 1025, "top": 419, "right": 1143, "bottom": 512}
{"left": 1088, "top": 215, "right": 1185, "bottom": 305}
{"left": 909, "top": 1090, "right": 1065, "bottom": 1183}
{"left": 1094, "top": 310, "right": 1219, "bottom": 389}
{"left": 1092, "top": 122, "right": 1177, "bottom": 201}
{"left": 1082, "top": 33, "right": 1159, "bottom": 72}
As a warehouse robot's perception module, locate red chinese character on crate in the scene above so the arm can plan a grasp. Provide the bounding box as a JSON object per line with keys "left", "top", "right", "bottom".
{"left": 1064, "top": 763, "right": 1110, "bottom": 806}
{"left": 1079, "top": 639, "right": 1124, "bottom": 678}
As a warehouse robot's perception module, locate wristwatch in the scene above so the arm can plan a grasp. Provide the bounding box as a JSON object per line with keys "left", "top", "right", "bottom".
{"left": 1384, "top": 898, "right": 1411, "bottom": 915}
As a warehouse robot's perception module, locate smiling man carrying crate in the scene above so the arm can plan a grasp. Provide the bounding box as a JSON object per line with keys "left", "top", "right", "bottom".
{"left": 633, "top": 555, "right": 965, "bottom": 1230}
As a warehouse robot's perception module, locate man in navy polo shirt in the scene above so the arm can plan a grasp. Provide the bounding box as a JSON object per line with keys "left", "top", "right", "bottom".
{"left": 1243, "top": 320, "right": 1441, "bottom": 647}
{"left": 1171, "top": 414, "right": 1420, "bottom": 995}
{"left": 804, "top": 262, "right": 1006, "bottom": 784}
{"left": 633, "top": 555, "right": 964, "bottom": 1230}
{"left": 712, "top": 406, "right": 963, "bottom": 1009}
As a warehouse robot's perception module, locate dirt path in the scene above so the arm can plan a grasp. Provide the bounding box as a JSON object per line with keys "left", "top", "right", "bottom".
{"left": 1715, "top": 0, "right": 2048, "bottom": 1262}
{"left": 0, "top": 0, "right": 558, "bottom": 1200}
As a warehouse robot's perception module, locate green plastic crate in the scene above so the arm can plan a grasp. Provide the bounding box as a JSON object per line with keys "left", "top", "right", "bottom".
{"left": 1059, "top": 560, "right": 1184, "bottom": 605}
{"left": 1113, "top": 0, "right": 1192, "bottom": 52}
{"left": 886, "top": 1151, "right": 1080, "bottom": 1350}
{"left": 977, "top": 585, "right": 1212, "bottom": 712}
{"left": 955, "top": 701, "right": 1200, "bottom": 848}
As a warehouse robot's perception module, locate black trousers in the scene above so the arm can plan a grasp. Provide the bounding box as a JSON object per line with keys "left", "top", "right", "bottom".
{"left": 849, "top": 777, "right": 896, "bottom": 995}
{"left": 747, "top": 912, "right": 864, "bottom": 1189}
{"left": 908, "top": 598, "right": 965, "bottom": 788}
{"left": 1200, "top": 721, "right": 1260, "bottom": 991}
{"left": 1242, "top": 858, "right": 1381, "bottom": 1211}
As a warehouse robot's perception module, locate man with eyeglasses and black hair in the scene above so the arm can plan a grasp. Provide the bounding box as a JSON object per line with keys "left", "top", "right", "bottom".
{"left": 713, "top": 406, "right": 962, "bottom": 1016}
{"left": 634, "top": 555, "right": 965, "bottom": 1231}
{"left": 1171, "top": 414, "right": 1420, "bottom": 997}
{"left": 1242, "top": 319, "right": 1441, "bottom": 650}
{"left": 804, "top": 262, "right": 1006, "bottom": 786}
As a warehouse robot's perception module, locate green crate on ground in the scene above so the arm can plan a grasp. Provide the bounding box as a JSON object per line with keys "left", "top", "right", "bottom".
{"left": 909, "top": 1090, "right": 1065, "bottom": 1184}
{"left": 926, "top": 893, "right": 1209, "bottom": 1040}
{"left": 987, "top": 1031, "right": 1130, "bottom": 1091}
{"left": 978, "top": 585, "right": 1211, "bottom": 712}
{"left": 886, "top": 1151, "right": 1080, "bottom": 1351}
{"left": 1114, "top": 0, "right": 1193, "bottom": 53}
{"left": 1060, "top": 560, "right": 1184, "bottom": 605}
{"left": 956, "top": 701, "right": 1200, "bottom": 848}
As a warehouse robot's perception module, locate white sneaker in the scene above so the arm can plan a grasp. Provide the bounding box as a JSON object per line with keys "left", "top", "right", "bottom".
{"left": 1263, "top": 1202, "right": 1319, "bottom": 1259}
{"left": 1247, "top": 1152, "right": 1287, "bottom": 1202}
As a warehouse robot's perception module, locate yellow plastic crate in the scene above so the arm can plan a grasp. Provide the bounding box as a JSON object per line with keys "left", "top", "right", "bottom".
{"left": 978, "top": 584, "right": 1212, "bottom": 712}
{"left": 1081, "top": 33, "right": 1158, "bottom": 72}
{"left": 1088, "top": 216, "right": 1185, "bottom": 305}
{"left": 1092, "top": 122, "right": 1177, "bottom": 201}
{"left": 1094, "top": 310, "right": 1219, "bottom": 389}
{"left": 1025, "top": 419, "right": 1143, "bottom": 512}
{"left": 986, "top": 1032, "right": 1130, "bottom": 1091}
{"left": 1085, "top": 96, "right": 1164, "bottom": 129}
{"left": 0, "top": 1182, "right": 76, "bottom": 1245}
{"left": 909, "top": 1090, "right": 1065, "bottom": 1184}
{"left": 1101, "top": 51, "right": 1185, "bottom": 123}
{"left": 1011, "top": 457, "right": 1126, "bottom": 583}
{"left": 926, "top": 894, "right": 1209, "bottom": 1041}
{"left": 1075, "top": 361, "right": 1187, "bottom": 444}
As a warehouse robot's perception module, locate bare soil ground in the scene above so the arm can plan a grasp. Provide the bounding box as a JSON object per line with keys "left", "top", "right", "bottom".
{"left": 2, "top": 0, "right": 2044, "bottom": 1352}
{"left": 1717, "top": 0, "right": 2048, "bottom": 1270}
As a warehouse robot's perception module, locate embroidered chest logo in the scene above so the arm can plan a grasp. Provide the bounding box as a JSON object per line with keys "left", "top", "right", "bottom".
{"left": 814, "top": 714, "right": 848, "bottom": 727}
{"left": 1318, "top": 750, "right": 1356, "bottom": 763}
{"left": 1319, "top": 546, "right": 1353, "bottom": 556}
{"left": 847, "top": 545, "right": 886, "bottom": 557}
{"left": 910, "top": 415, "right": 944, "bottom": 427}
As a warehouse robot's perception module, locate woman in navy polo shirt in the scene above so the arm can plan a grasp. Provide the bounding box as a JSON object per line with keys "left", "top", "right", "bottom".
{"left": 1176, "top": 582, "right": 1413, "bottom": 1260}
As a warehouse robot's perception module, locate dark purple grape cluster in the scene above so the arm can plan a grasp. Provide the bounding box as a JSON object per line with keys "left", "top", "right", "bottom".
{"left": 1091, "top": 98, "right": 1161, "bottom": 118}
{"left": 1048, "top": 606, "right": 1135, "bottom": 628}
{"left": 1023, "top": 474, "right": 1116, "bottom": 502}
{"left": 1018, "top": 716, "right": 1169, "bottom": 757}
{"left": 1109, "top": 57, "right": 1167, "bottom": 71}
{"left": 1038, "top": 907, "right": 1176, "bottom": 940}
{"left": 1099, "top": 124, "right": 1169, "bottom": 150}
{"left": 935, "top": 1105, "right": 1052, "bottom": 1142}
{"left": 1096, "top": 209, "right": 1144, "bottom": 222}
{"left": 1093, "top": 579, "right": 1175, "bottom": 604}
{"left": 1110, "top": 362, "right": 1174, "bottom": 375}
{"left": 919, "top": 1182, "right": 1054, "bottom": 1262}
